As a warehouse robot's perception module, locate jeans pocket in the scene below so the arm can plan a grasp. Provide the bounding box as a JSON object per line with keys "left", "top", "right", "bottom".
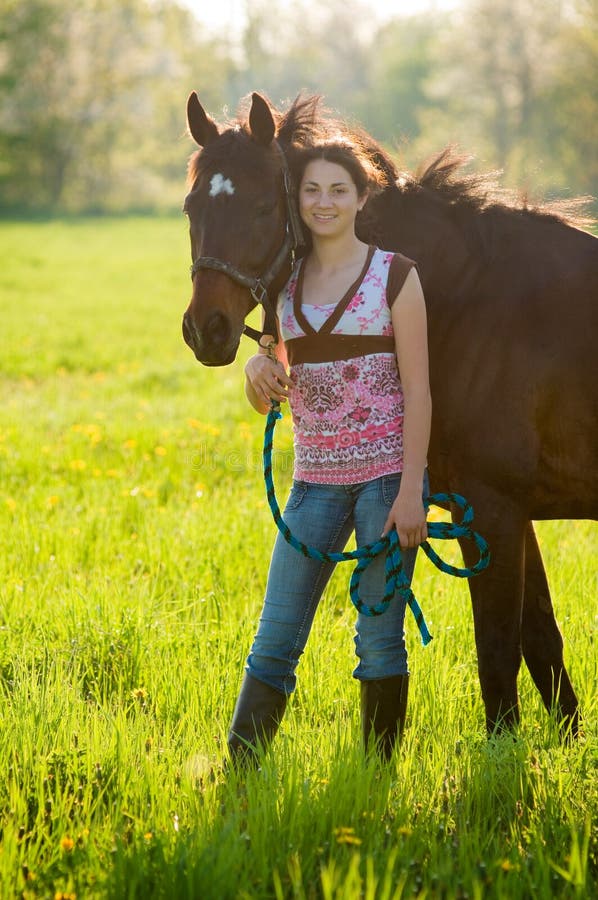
{"left": 285, "top": 480, "right": 308, "bottom": 511}
{"left": 381, "top": 470, "right": 430, "bottom": 506}
{"left": 381, "top": 473, "right": 402, "bottom": 507}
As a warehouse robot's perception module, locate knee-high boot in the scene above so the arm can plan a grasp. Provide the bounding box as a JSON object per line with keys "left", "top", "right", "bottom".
{"left": 361, "top": 675, "right": 409, "bottom": 760}
{"left": 227, "top": 673, "right": 288, "bottom": 766}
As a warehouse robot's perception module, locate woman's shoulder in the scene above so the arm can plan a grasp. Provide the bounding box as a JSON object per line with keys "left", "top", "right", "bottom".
{"left": 375, "top": 249, "right": 419, "bottom": 308}
{"left": 370, "top": 245, "right": 417, "bottom": 268}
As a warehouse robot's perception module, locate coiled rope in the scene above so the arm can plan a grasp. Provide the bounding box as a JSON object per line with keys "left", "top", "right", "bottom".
{"left": 263, "top": 405, "right": 490, "bottom": 645}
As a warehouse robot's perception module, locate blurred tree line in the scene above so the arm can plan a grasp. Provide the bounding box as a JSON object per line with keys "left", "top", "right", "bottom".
{"left": 0, "top": 0, "right": 595, "bottom": 214}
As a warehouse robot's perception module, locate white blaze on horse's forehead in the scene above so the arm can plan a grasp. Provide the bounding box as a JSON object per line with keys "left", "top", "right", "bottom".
{"left": 209, "top": 173, "right": 235, "bottom": 197}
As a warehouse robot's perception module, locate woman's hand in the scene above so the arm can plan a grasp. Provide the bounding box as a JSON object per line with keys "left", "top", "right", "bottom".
{"left": 381, "top": 488, "right": 428, "bottom": 549}
{"left": 245, "top": 353, "right": 293, "bottom": 407}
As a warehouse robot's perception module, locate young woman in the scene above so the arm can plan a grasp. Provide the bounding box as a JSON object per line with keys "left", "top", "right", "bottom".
{"left": 228, "top": 139, "right": 431, "bottom": 763}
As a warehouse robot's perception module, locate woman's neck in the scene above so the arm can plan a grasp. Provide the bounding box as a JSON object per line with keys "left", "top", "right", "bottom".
{"left": 308, "top": 234, "right": 369, "bottom": 275}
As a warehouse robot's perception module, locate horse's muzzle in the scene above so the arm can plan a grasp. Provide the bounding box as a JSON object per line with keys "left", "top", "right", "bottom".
{"left": 182, "top": 310, "right": 239, "bottom": 366}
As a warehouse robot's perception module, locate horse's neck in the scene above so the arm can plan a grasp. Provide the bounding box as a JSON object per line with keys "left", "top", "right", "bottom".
{"left": 369, "top": 188, "right": 477, "bottom": 297}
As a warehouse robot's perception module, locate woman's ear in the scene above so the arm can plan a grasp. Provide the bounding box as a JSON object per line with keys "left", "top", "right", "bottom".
{"left": 357, "top": 189, "right": 369, "bottom": 212}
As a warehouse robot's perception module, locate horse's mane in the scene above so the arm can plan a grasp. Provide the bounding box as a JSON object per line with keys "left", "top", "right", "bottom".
{"left": 189, "top": 93, "right": 593, "bottom": 230}
{"left": 401, "top": 147, "right": 594, "bottom": 230}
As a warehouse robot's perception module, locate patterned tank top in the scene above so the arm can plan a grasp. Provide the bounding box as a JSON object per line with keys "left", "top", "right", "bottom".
{"left": 277, "top": 245, "right": 417, "bottom": 484}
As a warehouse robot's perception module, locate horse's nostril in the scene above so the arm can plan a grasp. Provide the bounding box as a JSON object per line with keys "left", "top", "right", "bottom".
{"left": 182, "top": 312, "right": 200, "bottom": 350}
{"left": 205, "top": 311, "right": 230, "bottom": 346}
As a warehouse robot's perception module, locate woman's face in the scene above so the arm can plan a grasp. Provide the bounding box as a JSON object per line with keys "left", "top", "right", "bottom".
{"left": 298, "top": 159, "right": 366, "bottom": 240}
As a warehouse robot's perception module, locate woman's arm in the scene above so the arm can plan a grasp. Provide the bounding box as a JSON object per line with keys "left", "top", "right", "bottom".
{"left": 382, "top": 267, "right": 432, "bottom": 548}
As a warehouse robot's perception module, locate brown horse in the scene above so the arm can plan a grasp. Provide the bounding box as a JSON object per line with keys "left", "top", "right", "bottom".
{"left": 182, "top": 91, "right": 598, "bottom": 736}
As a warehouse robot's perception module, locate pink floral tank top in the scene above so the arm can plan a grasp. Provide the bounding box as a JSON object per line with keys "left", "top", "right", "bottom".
{"left": 277, "top": 246, "right": 416, "bottom": 484}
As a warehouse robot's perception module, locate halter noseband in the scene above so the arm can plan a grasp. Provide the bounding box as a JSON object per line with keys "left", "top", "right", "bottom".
{"left": 189, "top": 140, "right": 304, "bottom": 346}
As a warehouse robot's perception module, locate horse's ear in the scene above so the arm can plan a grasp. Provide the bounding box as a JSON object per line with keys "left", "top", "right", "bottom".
{"left": 248, "top": 92, "right": 276, "bottom": 146}
{"left": 187, "top": 92, "right": 219, "bottom": 147}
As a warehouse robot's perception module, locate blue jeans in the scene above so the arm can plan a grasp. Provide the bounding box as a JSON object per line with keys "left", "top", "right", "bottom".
{"left": 246, "top": 472, "right": 429, "bottom": 695}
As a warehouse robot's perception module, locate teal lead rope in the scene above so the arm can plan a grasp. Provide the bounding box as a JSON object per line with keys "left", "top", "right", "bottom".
{"left": 263, "top": 405, "right": 491, "bottom": 645}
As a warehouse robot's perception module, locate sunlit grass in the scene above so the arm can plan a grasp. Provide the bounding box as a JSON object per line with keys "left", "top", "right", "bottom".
{"left": 0, "top": 218, "right": 596, "bottom": 899}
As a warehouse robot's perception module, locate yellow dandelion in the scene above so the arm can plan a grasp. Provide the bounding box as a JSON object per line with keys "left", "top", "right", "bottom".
{"left": 143, "top": 831, "right": 153, "bottom": 842}
{"left": 334, "top": 826, "right": 362, "bottom": 846}
{"left": 5, "top": 498, "right": 16, "bottom": 511}
{"left": 123, "top": 439, "right": 137, "bottom": 449}
{"left": 69, "top": 459, "right": 87, "bottom": 471}
{"left": 500, "top": 859, "right": 516, "bottom": 872}
{"left": 60, "top": 835, "right": 75, "bottom": 852}
{"left": 47, "top": 495, "right": 60, "bottom": 508}
{"left": 187, "top": 418, "right": 220, "bottom": 436}
{"left": 336, "top": 833, "right": 362, "bottom": 846}
{"left": 131, "top": 687, "right": 147, "bottom": 701}
{"left": 154, "top": 446, "right": 167, "bottom": 456}
{"left": 105, "top": 469, "right": 122, "bottom": 478}
{"left": 92, "top": 468, "right": 102, "bottom": 477}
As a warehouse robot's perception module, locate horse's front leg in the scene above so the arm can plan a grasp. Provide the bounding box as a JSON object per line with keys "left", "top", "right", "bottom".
{"left": 521, "top": 523, "right": 580, "bottom": 737}
{"left": 455, "top": 487, "right": 527, "bottom": 733}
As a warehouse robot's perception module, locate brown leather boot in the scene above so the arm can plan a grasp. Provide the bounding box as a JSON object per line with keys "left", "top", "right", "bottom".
{"left": 227, "top": 673, "right": 288, "bottom": 766}
{"left": 361, "top": 675, "right": 409, "bottom": 760}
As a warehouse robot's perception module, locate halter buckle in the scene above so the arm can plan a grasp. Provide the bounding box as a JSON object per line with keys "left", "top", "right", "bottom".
{"left": 250, "top": 280, "right": 269, "bottom": 306}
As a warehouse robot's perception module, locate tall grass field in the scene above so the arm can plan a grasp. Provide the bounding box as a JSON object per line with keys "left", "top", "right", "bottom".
{"left": 0, "top": 217, "right": 596, "bottom": 899}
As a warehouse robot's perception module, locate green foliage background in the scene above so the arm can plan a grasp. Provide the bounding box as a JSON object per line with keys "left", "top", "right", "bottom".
{"left": 0, "top": 0, "right": 596, "bottom": 214}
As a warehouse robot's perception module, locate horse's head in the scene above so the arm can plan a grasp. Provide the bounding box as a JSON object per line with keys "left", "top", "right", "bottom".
{"left": 182, "top": 92, "right": 300, "bottom": 366}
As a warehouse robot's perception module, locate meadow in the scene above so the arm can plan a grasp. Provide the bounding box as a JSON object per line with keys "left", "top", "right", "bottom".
{"left": 0, "top": 217, "right": 596, "bottom": 899}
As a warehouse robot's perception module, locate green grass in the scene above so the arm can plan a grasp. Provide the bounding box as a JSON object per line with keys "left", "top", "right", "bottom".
{"left": 0, "top": 217, "right": 596, "bottom": 899}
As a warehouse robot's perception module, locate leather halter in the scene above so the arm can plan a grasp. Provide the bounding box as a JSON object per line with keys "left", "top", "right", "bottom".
{"left": 189, "top": 140, "right": 304, "bottom": 346}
